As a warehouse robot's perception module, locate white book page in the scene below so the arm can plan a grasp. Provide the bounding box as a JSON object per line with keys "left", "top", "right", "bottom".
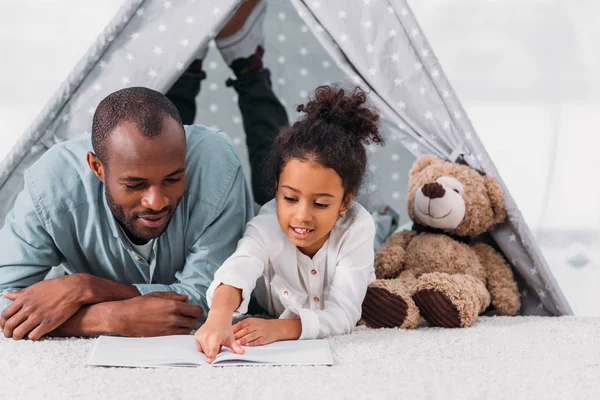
{"left": 87, "top": 335, "right": 207, "bottom": 368}
{"left": 213, "top": 340, "right": 334, "bottom": 366}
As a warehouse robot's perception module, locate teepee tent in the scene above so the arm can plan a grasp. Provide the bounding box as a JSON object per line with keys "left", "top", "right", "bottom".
{"left": 0, "top": 0, "right": 572, "bottom": 317}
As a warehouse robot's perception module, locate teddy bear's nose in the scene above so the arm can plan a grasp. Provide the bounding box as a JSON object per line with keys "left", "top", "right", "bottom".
{"left": 421, "top": 182, "right": 446, "bottom": 199}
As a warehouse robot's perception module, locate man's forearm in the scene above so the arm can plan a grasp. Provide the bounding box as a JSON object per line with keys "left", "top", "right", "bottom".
{"left": 49, "top": 301, "right": 119, "bottom": 337}
{"left": 78, "top": 274, "right": 140, "bottom": 304}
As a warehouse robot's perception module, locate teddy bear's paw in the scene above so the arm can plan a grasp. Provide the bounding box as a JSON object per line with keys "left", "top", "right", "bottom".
{"left": 361, "top": 283, "right": 419, "bottom": 329}
{"left": 361, "top": 286, "right": 407, "bottom": 328}
{"left": 413, "top": 289, "right": 462, "bottom": 328}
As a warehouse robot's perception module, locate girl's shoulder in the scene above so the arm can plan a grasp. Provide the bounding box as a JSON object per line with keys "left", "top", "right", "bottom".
{"left": 333, "top": 201, "right": 375, "bottom": 236}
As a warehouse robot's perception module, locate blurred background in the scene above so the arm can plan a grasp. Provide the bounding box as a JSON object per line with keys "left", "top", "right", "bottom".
{"left": 1, "top": 0, "right": 598, "bottom": 315}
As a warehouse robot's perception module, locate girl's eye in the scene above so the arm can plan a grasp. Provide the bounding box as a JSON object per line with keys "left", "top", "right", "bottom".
{"left": 283, "top": 196, "right": 297, "bottom": 203}
{"left": 314, "top": 202, "right": 329, "bottom": 209}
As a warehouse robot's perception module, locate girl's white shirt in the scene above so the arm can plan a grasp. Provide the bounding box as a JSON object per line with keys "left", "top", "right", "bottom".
{"left": 206, "top": 199, "right": 376, "bottom": 340}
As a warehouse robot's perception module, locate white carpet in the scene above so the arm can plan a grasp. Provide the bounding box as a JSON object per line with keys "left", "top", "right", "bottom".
{"left": 1, "top": 316, "right": 599, "bottom": 399}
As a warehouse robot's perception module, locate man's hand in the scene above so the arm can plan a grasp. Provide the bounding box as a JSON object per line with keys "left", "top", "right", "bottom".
{"left": 1, "top": 275, "right": 89, "bottom": 340}
{"left": 112, "top": 292, "right": 203, "bottom": 337}
{"left": 232, "top": 318, "right": 302, "bottom": 346}
{"left": 194, "top": 311, "right": 244, "bottom": 363}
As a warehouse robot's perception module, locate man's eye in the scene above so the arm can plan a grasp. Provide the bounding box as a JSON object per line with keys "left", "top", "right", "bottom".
{"left": 284, "top": 196, "right": 297, "bottom": 203}
{"left": 165, "top": 178, "right": 181, "bottom": 184}
{"left": 124, "top": 183, "right": 144, "bottom": 190}
{"left": 314, "top": 203, "right": 329, "bottom": 209}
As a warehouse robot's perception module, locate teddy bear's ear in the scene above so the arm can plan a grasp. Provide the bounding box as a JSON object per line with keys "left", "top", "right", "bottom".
{"left": 409, "top": 155, "right": 438, "bottom": 177}
{"left": 485, "top": 175, "right": 507, "bottom": 225}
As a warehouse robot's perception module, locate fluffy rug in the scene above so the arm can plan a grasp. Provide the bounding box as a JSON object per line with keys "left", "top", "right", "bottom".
{"left": 1, "top": 316, "right": 599, "bottom": 399}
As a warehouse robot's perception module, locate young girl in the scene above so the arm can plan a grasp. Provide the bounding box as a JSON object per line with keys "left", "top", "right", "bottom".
{"left": 194, "top": 85, "right": 384, "bottom": 362}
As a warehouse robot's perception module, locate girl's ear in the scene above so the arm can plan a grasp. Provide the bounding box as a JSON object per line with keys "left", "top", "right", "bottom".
{"left": 339, "top": 192, "right": 354, "bottom": 217}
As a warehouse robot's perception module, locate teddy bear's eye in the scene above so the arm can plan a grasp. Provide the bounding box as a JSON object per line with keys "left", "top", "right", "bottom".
{"left": 453, "top": 189, "right": 460, "bottom": 194}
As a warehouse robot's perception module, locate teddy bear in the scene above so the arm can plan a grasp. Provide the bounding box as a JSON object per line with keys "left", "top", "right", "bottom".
{"left": 361, "top": 155, "right": 521, "bottom": 329}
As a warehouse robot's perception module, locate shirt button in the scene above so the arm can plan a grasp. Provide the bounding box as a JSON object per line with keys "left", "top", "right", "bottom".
{"left": 313, "top": 296, "right": 319, "bottom": 302}
{"left": 135, "top": 256, "right": 142, "bottom": 261}
{"left": 311, "top": 269, "right": 317, "bottom": 275}
{"left": 283, "top": 290, "right": 289, "bottom": 296}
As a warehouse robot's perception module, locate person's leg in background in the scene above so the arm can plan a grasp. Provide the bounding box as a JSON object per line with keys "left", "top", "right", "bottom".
{"left": 165, "top": 46, "right": 208, "bottom": 125}
{"left": 216, "top": 0, "right": 289, "bottom": 206}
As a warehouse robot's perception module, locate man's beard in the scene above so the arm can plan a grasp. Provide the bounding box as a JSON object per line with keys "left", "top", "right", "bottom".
{"left": 105, "top": 186, "right": 180, "bottom": 244}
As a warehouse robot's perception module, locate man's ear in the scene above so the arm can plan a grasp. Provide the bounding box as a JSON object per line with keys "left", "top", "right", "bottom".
{"left": 87, "top": 152, "right": 105, "bottom": 182}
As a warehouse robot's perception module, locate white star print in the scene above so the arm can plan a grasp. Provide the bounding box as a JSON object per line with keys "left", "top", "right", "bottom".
{"left": 130, "top": 32, "right": 140, "bottom": 40}
{"left": 126, "top": 53, "right": 135, "bottom": 61}
{"left": 420, "top": 87, "right": 426, "bottom": 95}
{"left": 397, "top": 101, "right": 407, "bottom": 109}
{"left": 121, "top": 76, "right": 130, "bottom": 85}
{"left": 99, "top": 60, "right": 108, "bottom": 69}
{"left": 368, "top": 165, "right": 377, "bottom": 172}
{"left": 538, "top": 290, "right": 546, "bottom": 299}
{"left": 299, "top": 48, "right": 308, "bottom": 56}
{"left": 366, "top": 44, "right": 374, "bottom": 53}
{"left": 394, "top": 78, "right": 403, "bottom": 86}
{"left": 363, "top": 20, "right": 372, "bottom": 29}
{"left": 442, "top": 90, "right": 450, "bottom": 98}
{"left": 300, "top": 90, "right": 308, "bottom": 98}
{"left": 232, "top": 116, "right": 241, "bottom": 125}
{"left": 389, "top": 29, "right": 397, "bottom": 37}
{"left": 136, "top": 8, "right": 144, "bottom": 16}
{"left": 185, "top": 16, "right": 194, "bottom": 24}
{"left": 352, "top": 76, "right": 362, "bottom": 84}
{"left": 87, "top": 107, "right": 95, "bottom": 115}
{"left": 233, "top": 137, "right": 242, "bottom": 145}
{"left": 443, "top": 121, "right": 450, "bottom": 130}
{"left": 277, "top": 56, "right": 285, "bottom": 64}
{"left": 315, "top": 25, "right": 324, "bottom": 33}
{"left": 421, "top": 49, "right": 430, "bottom": 57}
{"left": 432, "top": 69, "right": 440, "bottom": 79}
{"left": 340, "top": 33, "right": 349, "bottom": 42}
{"left": 61, "top": 114, "right": 70, "bottom": 122}
{"left": 392, "top": 173, "right": 400, "bottom": 181}
{"left": 93, "top": 83, "right": 102, "bottom": 91}
{"left": 401, "top": 8, "right": 408, "bottom": 16}
{"left": 368, "top": 68, "right": 376, "bottom": 76}
{"left": 363, "top": 0, "right": 370, "bottom": 4}
{"left": 278, "top": 34, "right": 286, "bottom": 42}
{"left": 278, "top": 12, "right": 286, "bottom": 20}
{"left": 338, "top": 10, "right": 347, "bottom": 19}
{"left": 454, "top": 111, "right": 462, "bottom": 119}
{"left": 277, "top": 78, "right": 285, "bottom": 86}
{"left": 209, "top": 104, "right": 218, "bottom": 113}
{"left": 175, "top": 62, "right": 184, "bottom": 71}
{"left": 312, "top": 1, "right": 321, "bottom": 9}
{"left": 209, "top": 61, "right": 218, "bottom": 70}
{"left": 391, "top": 53, "right": 400, "bottom": 61}
{"left": 414, "top": 63, "right": 423, "bottom": 71}
{"left": 153, "top": 47, "right": 163, "bottom": 55}
{"left": 424, "top": 111, "right": 433, "bottom": 120}
{"left": 411, "top": 28, "right": 420, "bottom": 36}
{"left": 388, "top": 7, "right": 394, "bottom": 14}
{"left": 301, "top": 25, "right": 309, "bottom": 33}
{"left": 209, "top": 83, "right": 218, "bottom": 91}
{"left": 163, "top": 1, "right": 172, "bottom": 10}
{"left": 158, "top": 24, "right": 167, "bottom": 32}
{"left": 300, "top": 68, "right": 308, "bottom": 76}
{"left": 391, "top": 153, "right": 400, "bottom": 161}
{"left": 509, "top": 234, "right": 516, "bottom": 242}
{"left": 465, "top": 132, "right": 473, "bottom": 141}
{"left": 408, "top": 143, "right": 419, "bottom": 152}
{"left": 392, "top": 192, "right": 400, "bottom": 200}
{"left": 322, "top": 60, "right": 330, "bottom": 68}
{"left": 180, "top": 38, "right": 189, "bottom": 47}
{"left": 213, "top": 7, "right": 221, "bottom": 15}
{"left": 148, "top": 69, "right": 157, "bottom": 78}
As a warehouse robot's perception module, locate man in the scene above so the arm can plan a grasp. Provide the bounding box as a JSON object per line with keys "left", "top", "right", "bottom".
{"left": 0, "top": 87, "right": 253, "bottom": 340}
{"left": 166, "top": 0, "right": 288, "bottom": 206}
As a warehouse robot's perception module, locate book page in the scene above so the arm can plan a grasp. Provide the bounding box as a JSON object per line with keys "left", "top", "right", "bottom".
{"left": 213, "top": 339, "right": 334, "bottom": 366}
{"left": 87, "top": 335, "right": 207, "bottom": 368}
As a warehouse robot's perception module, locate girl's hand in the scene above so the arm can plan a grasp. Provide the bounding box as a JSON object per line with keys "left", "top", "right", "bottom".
{"left": 194, "top": 313, "right": 244, "bottom": 363}
{"left": 233, "top": 318, "right": 302, "bottom": 346}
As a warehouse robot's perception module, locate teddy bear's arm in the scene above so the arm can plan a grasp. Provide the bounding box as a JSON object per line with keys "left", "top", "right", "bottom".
{"left": 374, "top": 230, "right": 417, "bottom": 279}
{"left": 471, "top": 242, "right": 521, "bottom": 316}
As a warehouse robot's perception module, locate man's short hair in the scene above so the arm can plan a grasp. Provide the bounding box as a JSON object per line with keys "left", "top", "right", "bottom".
{"left": 91, "top": 87, "right": 183, "bottom": 163}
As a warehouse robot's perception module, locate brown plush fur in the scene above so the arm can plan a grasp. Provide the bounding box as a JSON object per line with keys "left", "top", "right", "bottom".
{"left": 363, "top": 155, "right": 521, "bottom": 329}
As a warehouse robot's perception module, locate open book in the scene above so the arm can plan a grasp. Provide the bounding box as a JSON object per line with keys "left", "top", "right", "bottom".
{"left": 87, "top": 335, "right": 334, "bottom": 367}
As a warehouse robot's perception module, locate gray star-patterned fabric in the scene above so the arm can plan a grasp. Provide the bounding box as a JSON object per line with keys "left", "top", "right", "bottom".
{"left": 0, "top": 0, "right": 571, "bottom": 316}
